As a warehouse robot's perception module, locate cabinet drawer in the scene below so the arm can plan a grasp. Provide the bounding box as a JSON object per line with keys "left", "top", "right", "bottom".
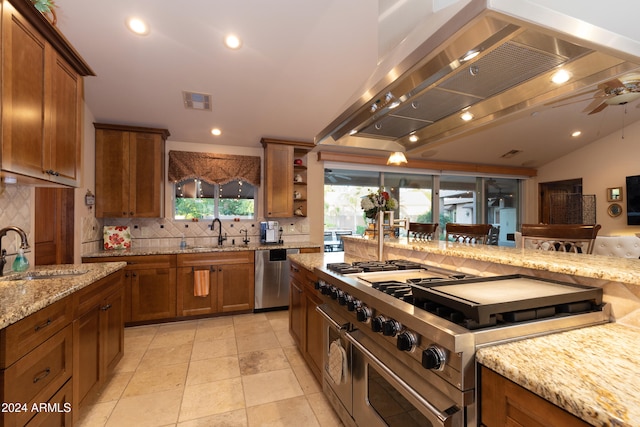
{"left": 0, "top": 296, "right": 72, "bottom": 368}
{"left": 83, "top": 254, "right": 176, "bottom": 269}
{"left": 24, "top": 379, "right": 72, "bottom": 427}
{"left": 302, "top": 269, "right": 319, "bottom": 293}
{"left": 177, "top": 251, "right": 254, "bottom": 267}
{"left": 74, "top": 270, "right": 124, "bottom": 317}
{"left": 2, "top": 325, "right": 72, "bottom": 413}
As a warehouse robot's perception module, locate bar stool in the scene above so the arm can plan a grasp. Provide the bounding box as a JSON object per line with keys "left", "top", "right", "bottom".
{"left": 520, "top": 224, "right": 601, "bottom": 254}
{"left": 407, "top": 222, "right": 438, "bottom": 241}
{"left": 445, "top": 223, "right": 492, "bottom": 244}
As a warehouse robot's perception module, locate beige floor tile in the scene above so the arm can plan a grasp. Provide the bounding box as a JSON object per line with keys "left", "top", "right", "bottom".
{"left": 186, "top": 356, "right": 240, "bottom": 385}
{"left": 197, "top": 316, "right": 234, "bottom": 328}
{"left": 236, "top": 331, "right": 281, "bottom": 353}
{"left": 194, "top": 324, "right": 235, "bottom": 342}
{"left": 282, "top": 346, "right": 307, "bottom": 367}
{"left": 106, "top": 389, "right": 182, "bottom": 427}
{"left": 95, "top": 371, "right": 133, "bottom": 403}
{"left": 112, "top": 347, "right": 146, "bottom": 374}
{"left": 291, "top": 361, "right": 322, "bottom": 395}
{"left": 138, "top": 343, "right": 193, "bottom": 369}
{"left": 238, "top": 348, "right": 290, "bottom": 376}
{"left": 148, "top": 327, "right": 196, "bottom": 349}
{"left": 267, "top": 316, "right": 289, "bottom": 332}
{"left": 307, "top": 392, "right": 344, "bottom": 427}
{"left": 274, "top": 329, "right": 296, "bottom": 347}
{"left": 191, "top": 337, "right": 237, "bottom": 361}
{"left": 233, "top": 313, "right": 268, "bottom": 326}
{"left": 242, "top": 368, "right": 304, "bottom": 407}
{"left": 75, "top": 400, "right": 117, "bottom": 427}
{"left": 234, "top": 320, "right": 273, "bottom": 337}
{"left": 246, "top": 396, "right": 320, "bottom": 427}
{"left": 179, "top": 377, "right": 245, "bottom": 422}
{"left": 123, "top": 362, "right": 188, "bottom": 397}
{"left": 177, "top": 408, "right": 247, "bottom": 427}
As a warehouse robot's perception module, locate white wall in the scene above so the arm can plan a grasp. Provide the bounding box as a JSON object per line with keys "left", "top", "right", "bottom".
{"left": 535, "top": 119, "right": 640, "bottom": 236}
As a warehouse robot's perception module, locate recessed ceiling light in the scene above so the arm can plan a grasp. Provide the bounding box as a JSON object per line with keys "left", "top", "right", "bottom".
{"left": 211, "top": 128, "right": 222, "bottom": 136}
{"left": 224, "top": 34, "right": 242, "bottom": 49}
{"left": 551, "top": 69, "right": 571, "bottom": 84}
{"left": 409, "top": 134, "right": 418, "bottom": 142}
{"left": 571, "top": 130, "right": 582, "bottom": 137}
{"left": 460, "top": 110, "right": 474, "bottom": 121}
{"left": 126, "top": 17, "right": 149, "bottom": 35}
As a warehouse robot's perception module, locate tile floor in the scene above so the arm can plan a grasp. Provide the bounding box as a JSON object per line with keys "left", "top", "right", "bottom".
{"left": 76, "top": 310, "right": 343, "bottom": 427}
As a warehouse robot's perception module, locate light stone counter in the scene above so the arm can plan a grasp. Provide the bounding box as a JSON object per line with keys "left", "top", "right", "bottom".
{"left": 82, "top": 241, "right": 322, "bottom": 258}
{"left": 476, "top": 323, "right": 640, "bottom": 427}
{"left": 0, "top": 262, "right": 126, "bottom": 329}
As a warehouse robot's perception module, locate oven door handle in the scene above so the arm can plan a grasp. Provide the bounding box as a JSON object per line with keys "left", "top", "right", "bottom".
{"left": 316, "top": 304, "right": 349, "bottom": 331}
{"left": 345, "top": 331, "right": 459, "bottom": 427}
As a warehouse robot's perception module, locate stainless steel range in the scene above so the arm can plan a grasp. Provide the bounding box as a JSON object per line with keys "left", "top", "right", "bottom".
{"left": 314, "top": 260, "right": 609, "bottom": 427}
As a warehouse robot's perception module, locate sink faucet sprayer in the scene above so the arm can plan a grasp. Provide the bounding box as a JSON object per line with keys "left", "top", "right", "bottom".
{"left": 210, "top": 218, "right": 227, "bottom": 246}
{"left": 0, "top": 226, "right": 30, "bottom": 276}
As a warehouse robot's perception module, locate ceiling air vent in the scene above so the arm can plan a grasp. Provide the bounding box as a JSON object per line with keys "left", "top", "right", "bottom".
{"left": 500, "top": 149, "right": 522, "bottom": 159}
{"left": 183, "top": 91, "right": 212, "bottom": 111}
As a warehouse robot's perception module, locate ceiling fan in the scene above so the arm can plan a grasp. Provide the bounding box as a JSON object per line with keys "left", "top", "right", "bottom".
{"left": 325, "top": 169, "right": 352, "bottom": 183}
{"left": 548, "top": 74, "right": 640, "bottom": 115}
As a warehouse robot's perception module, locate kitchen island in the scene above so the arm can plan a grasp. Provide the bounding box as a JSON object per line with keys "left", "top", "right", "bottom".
{"left": 289, "top": 238, "right": 640, "bottom": 427}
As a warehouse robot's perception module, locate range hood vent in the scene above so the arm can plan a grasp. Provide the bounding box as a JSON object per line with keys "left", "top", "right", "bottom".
{"left": 315, "top": 1, "right": 640, "bottom": 155}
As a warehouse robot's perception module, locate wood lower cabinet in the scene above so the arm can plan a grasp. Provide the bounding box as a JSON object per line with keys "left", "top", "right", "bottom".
{"left": 177, "top": 251, "right": 255, "bottom": 316}
{"left": 84, "top": 255, "right": 177, "bottom": 324}
{"left": 480, "top": 366, "right": 590, "bottom": 427}
{"left": 0, "top": 0, "right": 88, "bottom": 187}
{"left": 289, "top": 260, "right": 322, "bottom": 382}
{"left": 73, "top": 271, "right": 125, "bottom": 409}
{"left": 95, "top": 123, "right": 169, "bottom": 218}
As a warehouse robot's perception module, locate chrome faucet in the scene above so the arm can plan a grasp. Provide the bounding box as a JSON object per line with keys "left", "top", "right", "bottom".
{"left": 210, "top": 218, "right": 227, "bottom": 246}
{"left": 0, "top": 226, "right": 30, "bottom": 276}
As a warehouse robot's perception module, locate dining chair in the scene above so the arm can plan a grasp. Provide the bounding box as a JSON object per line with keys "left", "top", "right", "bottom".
{"left": 520, "top": 224, "right": 601, "bottom": 254}
{"left": 407, "top": 222, "right": 438, "bottom": 241}
{"left": 445, "top": 223, "right": 493, "bottom": 244}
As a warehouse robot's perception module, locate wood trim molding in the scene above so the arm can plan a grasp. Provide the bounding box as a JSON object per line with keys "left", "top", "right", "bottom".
{"left": 260, "top": 138, "right": 315, "bottom": 150}
{"left": 317, "top": 151, "right": 537, "bottom": 177}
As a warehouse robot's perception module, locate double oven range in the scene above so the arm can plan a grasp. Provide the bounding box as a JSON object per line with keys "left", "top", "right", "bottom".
{"left": 314, "top": 260, "right": 609, "bottom": 427}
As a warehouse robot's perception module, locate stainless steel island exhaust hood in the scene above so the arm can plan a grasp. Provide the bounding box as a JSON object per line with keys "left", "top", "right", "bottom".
{"left": 315, "top": 0, "right": 640, "bottom": 155}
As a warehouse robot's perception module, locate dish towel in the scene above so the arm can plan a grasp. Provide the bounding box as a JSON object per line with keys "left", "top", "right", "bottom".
{"left": 194, "top": 269, "right": 210, "bottom": 297}
{"left": 328, "top": 339, "right": 347, "bottom": 384}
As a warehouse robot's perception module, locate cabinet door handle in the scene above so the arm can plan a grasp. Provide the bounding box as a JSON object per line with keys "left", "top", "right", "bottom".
{"left": 33, "top": 368, "right": 51, "bottom": 383}
{"left": 291, "top": 266, "right": 299, "bottom": 273}
{"left": 34, "top": 318, "right": 52, "bottom": 332}
{"left": 101, "top": 304, "right": 112, "bottom": 311}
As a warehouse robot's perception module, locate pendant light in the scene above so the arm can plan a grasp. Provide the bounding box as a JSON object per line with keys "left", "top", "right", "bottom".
{"left": 387, "top": 152, "right": 407, "bottom": 165}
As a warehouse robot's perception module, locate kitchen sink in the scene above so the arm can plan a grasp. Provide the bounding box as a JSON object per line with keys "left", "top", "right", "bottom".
{"left": 1, "top": 270, "right": 89, "bottom": 281}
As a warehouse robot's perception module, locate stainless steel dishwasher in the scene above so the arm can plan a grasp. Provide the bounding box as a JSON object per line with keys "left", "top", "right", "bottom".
{"left": 254, "top": 248, "right": 300, "bottom": 311}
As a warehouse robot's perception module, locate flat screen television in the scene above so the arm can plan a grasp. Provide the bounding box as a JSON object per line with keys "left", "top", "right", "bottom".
{"left": 626, "top": 175, "right": 640, "bottom": 225}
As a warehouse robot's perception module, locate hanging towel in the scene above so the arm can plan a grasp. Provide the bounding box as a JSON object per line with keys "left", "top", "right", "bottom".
{"left": 194, "top": 269, "right": 210, "bottom": 297}
{"left": 328, "top": 339, "right": 347, "bottom": 384}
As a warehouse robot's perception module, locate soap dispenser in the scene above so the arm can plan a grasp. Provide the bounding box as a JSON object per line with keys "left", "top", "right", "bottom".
{"left": 12, "top": 248, "right": 29, "bottom": 272}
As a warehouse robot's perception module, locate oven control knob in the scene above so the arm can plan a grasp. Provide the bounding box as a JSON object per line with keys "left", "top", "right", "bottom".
{"left": 356, "top": 306, "right": 371, "bottom": 322}
{"left": 422, "top": 346, "right": 446, "bottom": 371}
{"left": 321, "top": 285, "right": 333, "bottom": 296}
{"left": 347, "top": 298, "right": 359, "bottom": 312}
{"left": 372, "top": 315, "right": 387, "bottom": 333}
{"left": 397, "top": 331, "right": 417, "bottom": 352}
{"left": 330, "top": 288, "right": 340, "bottom": 300}
{"left": 338, "top": 293, "right": 350, "bottom": 306}
{"left": 382, "top": 319, "right": 401, "bottom": 337}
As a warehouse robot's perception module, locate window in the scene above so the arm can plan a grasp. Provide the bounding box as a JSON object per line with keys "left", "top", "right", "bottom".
{"left": 174, "top": 179, "right": 255, "bottom": 220}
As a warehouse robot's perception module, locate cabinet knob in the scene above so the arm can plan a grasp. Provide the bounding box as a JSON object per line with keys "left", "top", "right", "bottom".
{"left": 129, "top": 212, "right": 134, "bottom": 216}
{"left": 101, "top": 304, "right": 112, "bottom": 311}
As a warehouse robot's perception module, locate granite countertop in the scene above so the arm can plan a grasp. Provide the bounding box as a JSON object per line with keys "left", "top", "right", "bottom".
{"left": 82, "top": 241, "right": 322, "bottom": 258}
{"left": 346, "top": 236, "right": 640, "bottom": 286}
{"left": 477, "top": 323, "right": 640, "bottom": 427}
{"left": 0, "top": 262, "right": 126, "bottom": 329}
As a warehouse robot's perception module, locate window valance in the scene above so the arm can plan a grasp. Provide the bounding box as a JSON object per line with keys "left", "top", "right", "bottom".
{"left": 168, "top": 151, "right": 261, "bottom": 186}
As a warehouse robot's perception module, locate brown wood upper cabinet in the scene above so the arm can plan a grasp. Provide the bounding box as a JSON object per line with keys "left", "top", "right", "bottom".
{"left": 0, "top": 0, "right": 92, "bottom": 187}
{"left": 95, "top": 124, "right": 170, "bottom": 218}
{"left": 261, "top": 138, "right": 313, "bottom": 218}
